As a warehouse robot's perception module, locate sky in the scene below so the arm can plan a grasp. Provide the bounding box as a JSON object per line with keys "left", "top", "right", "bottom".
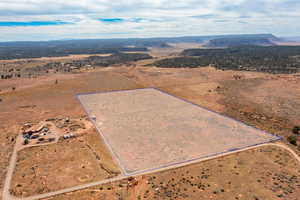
{"left": 0, "top": 0, "right": 299, "bottom": 41}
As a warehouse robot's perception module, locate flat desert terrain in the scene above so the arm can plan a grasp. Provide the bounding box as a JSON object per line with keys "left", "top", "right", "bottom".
{"left": 0, "top": 47, "right": 299, "bottom": 200}
{"left": 78, "top": 88, "right": 279, "bottom": 175}
{"left": 46, "top": 145, "right": 300, "bottom": 200}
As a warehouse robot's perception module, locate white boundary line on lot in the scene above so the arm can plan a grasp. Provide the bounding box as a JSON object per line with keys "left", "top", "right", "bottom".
{"left": 76, "top": 95, "right": 127, "bottom": 176}
{"left": 76, "top": 88, "right": 281, "bottom": 175}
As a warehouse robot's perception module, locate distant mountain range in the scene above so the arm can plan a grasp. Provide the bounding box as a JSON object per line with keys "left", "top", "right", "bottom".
{"left": 0, "top": 34, "right": 283, "bottom": 60}
{"left": 280, "top": 37, "right": 300, "bottom": 42}
{"left": 0, "top": 33, "right": 280, "bottom": 47}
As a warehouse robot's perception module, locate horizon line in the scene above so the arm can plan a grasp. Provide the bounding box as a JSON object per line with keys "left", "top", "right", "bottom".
{"left": 0, "top": 33, "right": 287, "bottom": 43}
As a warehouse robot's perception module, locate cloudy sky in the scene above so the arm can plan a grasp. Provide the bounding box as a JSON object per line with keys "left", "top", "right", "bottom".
{"left": 0, "top": 0, "right": 299, "bottom": 41}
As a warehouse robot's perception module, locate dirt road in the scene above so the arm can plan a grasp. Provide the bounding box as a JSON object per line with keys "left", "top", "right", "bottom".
{"left": 3, "top": 142, "right": 299, "bottom": 200}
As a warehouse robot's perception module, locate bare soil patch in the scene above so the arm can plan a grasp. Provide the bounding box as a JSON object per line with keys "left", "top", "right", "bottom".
{"left": 0, "top": 54, "right": 112, "bottom": 63}
{"left": 79, "top": 88, "right": 278, "bottom": 175}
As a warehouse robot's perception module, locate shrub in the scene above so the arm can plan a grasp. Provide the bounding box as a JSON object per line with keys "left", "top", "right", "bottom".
{"left": 287, "top": 135, "right": 297, "bottom": 146}
{"left": 292, "top": 126, "right": 300, "bottom": 134}
{"left": 24, "top": 139, "right": 29, "bottom": 145}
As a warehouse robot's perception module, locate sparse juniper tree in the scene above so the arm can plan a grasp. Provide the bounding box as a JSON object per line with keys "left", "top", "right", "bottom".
{"left": 287, "top": 135, "right": 297, "bottom": 146}
{"left": 292, "top": 126, "right": 300, "bottom": 134}
{"left": 24, "top": 138, "right": 29, "bottom": 145}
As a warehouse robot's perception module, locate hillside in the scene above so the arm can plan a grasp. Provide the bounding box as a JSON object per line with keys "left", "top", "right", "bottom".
{"left": 149, "top": 46, "right": 300, "bottom": 74}
{"left": 204, "top": 34, "right": 279, "bottom": 47}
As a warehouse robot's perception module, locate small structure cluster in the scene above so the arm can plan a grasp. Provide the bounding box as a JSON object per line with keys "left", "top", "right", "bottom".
{"left": 21, "top": 123, "right": 56, "bottom": 145}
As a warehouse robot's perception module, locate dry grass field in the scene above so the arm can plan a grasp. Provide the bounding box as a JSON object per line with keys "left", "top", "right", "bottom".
{"left": 10, "top": 129, "right": 120, "bottom": 197}
{"left": 0, "top": 69, "right": 142, "bottom": 199}
{"left": 46, "top": 145, "right": 300, "bottom": 200}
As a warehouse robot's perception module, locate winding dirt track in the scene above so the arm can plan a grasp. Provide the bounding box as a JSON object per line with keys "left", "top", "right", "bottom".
{"left": 2, "top": 132, "right": 60, "bottom": 200}
{"left": 2, "top": 142, "right": 300, "bottom": 200}
{"left": 3, "top": 135, "right": 23, "bottom": 200}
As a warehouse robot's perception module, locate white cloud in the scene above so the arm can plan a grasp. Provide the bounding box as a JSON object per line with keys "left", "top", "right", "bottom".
{"left": 0, "top": 0, "right": 299, "bottom": 41}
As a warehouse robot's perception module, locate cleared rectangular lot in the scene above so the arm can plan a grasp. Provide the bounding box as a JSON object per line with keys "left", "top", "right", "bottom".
{"left": 77, "top": 88, "right": 280, "bottom": 175}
